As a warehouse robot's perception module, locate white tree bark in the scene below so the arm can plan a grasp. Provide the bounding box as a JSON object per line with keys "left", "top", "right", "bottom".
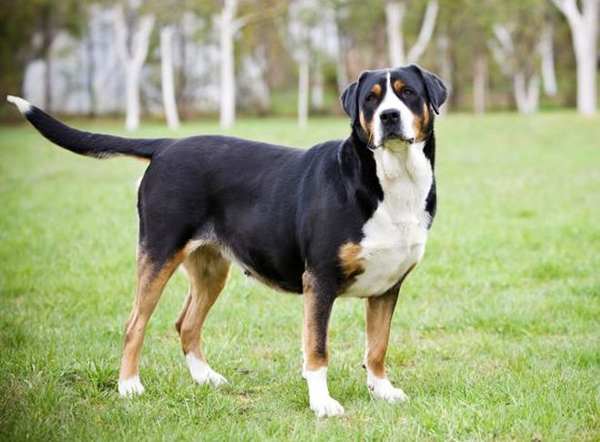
{"left": 385, "top": 0, "right": 438, "bottom": 66}
{"left": 333, "top": 11, "right": 348, "bottom": 94}
{"left": 551, "top": 0, "right": 599, "bottom": 115}
{"left": 246, "top": 46, "right": 271, "bottom": 112}
{"left": 539, "top": 25, "right": 558, "bottom": 96}
{"left": 385, "top": 1, "right": 406, "bottom": 66}
{"left": 298, "top": 57, "right": 309, "bottom": 128}
{"left": 218, "top": 0, "right": 238, "bottom": 129}
{"left": 513, "top": 73, "right": 540, "bottom": 114}
{"left": 473, "top": 53, "right": 487, "bottom": 114}
{"left": 311, "top": 58, "right": 324, "bottom": 111}
{"left": 490, "top": 24, "right": 540, "bottom": 114}
{"left": 406, "top": 0, "right": 439, "bottom": 64}
{"left": 160, "top": 26, "right": 180, "bottom": 130}
{"left": 113, "top": 6, "right": 155, "bottom": 131}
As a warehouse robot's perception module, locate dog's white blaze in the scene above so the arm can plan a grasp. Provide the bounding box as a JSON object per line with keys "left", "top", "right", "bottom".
{"left": 186, "top": 353, "right": 228, "bottom": 386}
{"left": 372, "top": 72, "right": 416, "bottom": 147}
{"left": 342, "top": 141, "right": 432, "bottom": 297}
{"left": 6, "top": 95, "right": 32, "bottom": 115}
{"left": 304, "top": 367, "right": 344, "bottom": 417}
{"left": 118, "top": 375, "right": 145, "bottom": 397}
{"left": 366, "top": 369, "right": 409, "bottom": 403}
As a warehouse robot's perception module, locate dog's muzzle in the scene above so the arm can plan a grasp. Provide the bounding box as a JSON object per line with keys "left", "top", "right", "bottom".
{"left": 379, "top": 110, "right": 414, "bottom": 146}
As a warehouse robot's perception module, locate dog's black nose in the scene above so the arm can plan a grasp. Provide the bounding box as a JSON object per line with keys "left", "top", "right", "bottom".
{"left": 380, "top": 109, "right": 400, "bottom": 125}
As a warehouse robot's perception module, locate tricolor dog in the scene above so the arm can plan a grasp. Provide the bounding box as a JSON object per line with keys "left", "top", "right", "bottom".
{"left": 7, "top": 64, "right": 446, "bottom": 417}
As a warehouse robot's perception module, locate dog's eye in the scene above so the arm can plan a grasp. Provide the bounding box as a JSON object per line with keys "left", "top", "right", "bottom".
{"left": 365, "top": 93, "right": 376, "bottom": 103}
{"left": 402, "top": 88, "right": 415, "bottom": 97}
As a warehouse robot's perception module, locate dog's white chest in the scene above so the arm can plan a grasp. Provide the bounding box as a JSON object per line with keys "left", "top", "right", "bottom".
{"left": 342, "top": 144, "right": 432, "bottom": 297}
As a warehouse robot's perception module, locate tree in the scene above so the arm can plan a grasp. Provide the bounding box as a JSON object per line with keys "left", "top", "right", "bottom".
{"left": 539, "top": 22, "right": 558, "bottom": 96}
{"left": 437, "top": 0, "right": 498, "bottom": 113}
{"left": 160, "top": 26, "right": 180, "bottom": 129}
{"left": 0, "top": 0, "right": 82, "bottom": 112}
{"left": 332, "top": 3, "right": 349, "bottom": 94}
{"left": 216, "top": 0, "right": 259, "bottom": 128}
{"left": 287, "top": 0, "right": 316, "bottom": 127}
{"left": 113, "top": 1, "right": 155, "bottom": 131}
{"left": 287, "top": 0, "right": 339, "bottom": 126}
{"left": 551, "top": 0, "right": 599, "bottom": 115}
{"left": 216, "top": 0, "right": 238, "bottom": 128}
{"left": 490, "top": 24, "right": 540, "bottom": 113}
{"left": 489, "top": 0, "right": 552, "bottom": 114}
{"left": 385, "top": 0, "right": 439, "bottom": 66}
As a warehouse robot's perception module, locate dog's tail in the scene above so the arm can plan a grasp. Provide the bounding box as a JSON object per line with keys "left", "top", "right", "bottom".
{"left": 6, "top": 96, "right": 174, "bottom": 160}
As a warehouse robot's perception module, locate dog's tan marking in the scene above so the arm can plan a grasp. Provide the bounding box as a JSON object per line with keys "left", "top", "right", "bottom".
{"left": 302, "top": 271, "right": 328, "bottom": 370}
{"left": 119, "top": 249, "right": 184, "bottom": 381}
{"left": 359, "top": 110, "right": 370, "bottom": 135}
{"left": 371, "top": 83, "right": 382, "bottom": 97}
{"left": 413, "top": 102, "right": 431, "bottom": 142}
{"left": 393, "top": 79, "right": 405, "bottom": 94}
{"left": 175, "top": 293, "right": 192, "bottom": 335}
{"left": 364, "top": 265, "right": 415, "bottom": 377}
{"left": 339, "top": 242, "right": 365, "bottom": 279}
{"left": 177, "top": 245, "right": 230, "bottom": 359}
{"left": 422, "top": 101, "right": 430, "bottom": 126}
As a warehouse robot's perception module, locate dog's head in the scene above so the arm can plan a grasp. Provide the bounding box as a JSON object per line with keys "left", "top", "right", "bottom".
{"left": 341, "top": 65, "right": 447, "bottom": 149}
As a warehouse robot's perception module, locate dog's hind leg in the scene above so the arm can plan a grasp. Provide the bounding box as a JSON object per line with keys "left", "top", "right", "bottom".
{"left": 118, "top": 248, "right": 184, "bottom": 396}
{"left": 177, "top": 245, "right": 230, "bottom": 387}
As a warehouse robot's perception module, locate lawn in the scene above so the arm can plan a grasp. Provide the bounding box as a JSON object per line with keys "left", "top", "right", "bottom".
{"left": 0, "top": 113, "right": 599, "bottom": 441}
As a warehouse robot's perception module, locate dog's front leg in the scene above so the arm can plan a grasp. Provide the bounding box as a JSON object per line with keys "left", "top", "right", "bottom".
{"left": 301, "top": 271, "right": 344, "bottom": 417}
{"left": 364, "top": 284, "right": 408, "bottom": 403}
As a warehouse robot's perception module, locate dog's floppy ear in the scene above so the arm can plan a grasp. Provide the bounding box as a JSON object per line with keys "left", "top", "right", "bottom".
{"left": 340, "top": 81, "right": 359, "bottom": 123}
{"left": 340, "top": 71, "right": 369, "bottom": 124}
{"left": 410, "top": 64, "right": 447, "bottom": 115}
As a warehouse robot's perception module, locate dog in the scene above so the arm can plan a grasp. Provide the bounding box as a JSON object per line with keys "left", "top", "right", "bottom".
{"left": 7, "top": 64, "right": 446, "bottom": 417}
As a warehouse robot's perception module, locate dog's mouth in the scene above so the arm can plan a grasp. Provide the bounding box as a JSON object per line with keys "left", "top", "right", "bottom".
{"left": 370, "top": 130, "right": 415, "bottom": 151}
{"left": 386, "top": 133, "right": 414, "bottom": 144}
{"left": 381, "top": 134, "right": 415, "bottom": 150}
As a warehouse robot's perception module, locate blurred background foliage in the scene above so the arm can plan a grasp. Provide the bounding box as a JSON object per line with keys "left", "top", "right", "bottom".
{"left": 0, "top": 0, "right": 597, "bottom": 125}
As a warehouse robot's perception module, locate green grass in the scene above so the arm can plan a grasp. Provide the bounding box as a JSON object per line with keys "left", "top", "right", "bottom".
{"left": 1, "top": 113, "right": 599, "bottom": 441}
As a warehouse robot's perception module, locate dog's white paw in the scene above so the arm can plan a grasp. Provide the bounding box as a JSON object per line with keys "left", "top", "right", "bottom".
{"left": 304, "top": 367, "right": 344, "bottom": 417}
{"left": 186, "top": 353, "right": 228, "bottom": 387}
{"left": 310, "top": 395, "right": 345, "bottom": 417}
{"left": 118, "top": 376, "right": 145, "bottom": 397}
{"left": 368, "top": 376, "right": 408, "bottom": 403}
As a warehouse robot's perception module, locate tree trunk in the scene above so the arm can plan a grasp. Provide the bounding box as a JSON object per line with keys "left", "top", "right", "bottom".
{"left": 160, "top": 26, "right": 180, "bottom": 130}
{"left": 406, "top": 0, "right": 439, "bottom": 64}
{"left": 575, "top": 0, "right": 598, "bottom": 115}
{"left": 386, "top": 0, "right": 438, "bottom": 66}
{"left": 513, "top": 72, "right": 540, "bottom": 114}
{"left": 252, "top": 46, "right": 271, "bottom": 112}
{"left": 473, "top": 52, "right": 487, "bottom": 114}
{"left": 113, "top": 7, "right": 154, "bottom": 131}
{"left": 552, "top": 0, "right": 599, "bottom": 115}
{"left": 125, "top": 68, "right": 141, "bottom": 130}
{"left": 333, "top": 11, "right": 348, "bottom": 93}
{"left": 298, "top": 58, "right": 309, "bottom": 127}
{"left": 540, "top": 25, "right": 558, "bottom": 96}
{"left": 219, "top": 0, "right": 237, "bottom": 129}
{"left": 85, "top": 31, "right": 96, "bottom": 117}
{"left": 311, "top": 59, "right": 324, "bottom": 111}
{"left": 385, "top": 1, "right": 406, "bottom": 66}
